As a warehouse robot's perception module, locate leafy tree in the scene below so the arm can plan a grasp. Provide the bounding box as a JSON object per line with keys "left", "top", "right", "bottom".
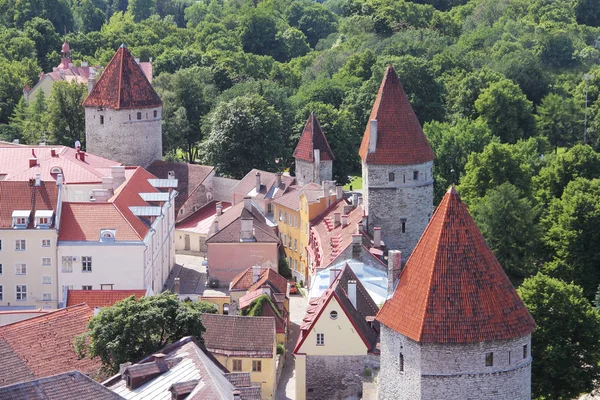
{"left": 443, "top": 68, "right": 503, "bottom": 120}
{"left": 535, "top": 93, "right": 581, "bottom": 152}
{"left": 539, "top": 30, "right": 577, "bottom": 68}
{"left": 472, "top": 183, "right": 540, "bottom": 279}
{"left": 474, "top": 79, "right": 535, "bottom": 143}
{"left": 424, "top": 118, "right": 495, "bottom": 203}
{"left": 280, "top": 27, "right": 310, "bottom": 60}
{"left": 24, "top": 18, "right": 61, "bottom": 72}
{"left": 200, "top": 95, "right": 284, "bottom": 178}
{"left": 518, "top": 274, "right": 600, "bottom": 400}
{"left": 75, "top": 0, "right": 106, "bottom": 33}
{"left": 497, "top": 50, "right": 549, "bottom": 105}
{"left": 46, "top": 81, "right": 88, "bottom": 147}
{"left": 239, "top": 9, "right": 284, "bottom": 61}
{"left": 74, "top": 292, "right": 215, "bottom": 374}
{"left": 575, "top": 0, "right": 600, "bottom": 27}
{"left": 285, "top": 0, "right": 338, "bottom": 48}
{"left": 542, "top": 178, "right": 600, "bottom": 299}
{"left": 128, "top": 0, "right": 156, "bottom": 22}
{"left": 278, "top": 256, "right": 293, "bottom": 280}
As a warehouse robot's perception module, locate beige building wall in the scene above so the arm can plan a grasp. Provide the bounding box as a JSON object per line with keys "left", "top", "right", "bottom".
{"left": 214, "top": 352, "right": 277, "bottom": 399}
{"left": 175, "top": 230, "right": 207, "bottom": 253}
{"left": 25, "top": 76, "right": 54, "bottom": 103}
{"left": 207, "top": 242, "right": 278, "bottom": 286}
{"left": 63, "top": 184, "right": 103, "bottom": 202}
{"left": 274, "top": 203, "right": 303, "bottom": 281}
{"left": 295, "top": 354, "right": 307, "bottom": 400}
{"left": 0, "top": 229, "right": 59, "bottom": 309}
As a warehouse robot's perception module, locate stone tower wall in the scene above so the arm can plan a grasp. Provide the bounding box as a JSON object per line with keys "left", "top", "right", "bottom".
{"left": 362, "top": 161, "right": 433, "bottom": 258}
{"left": 295, "top": 159, "right": 333, "bottom": 186}
{"left": 379, "top": 325, "right": 532, "bottom": 400}
{"left": 85, "top": 106, "right": 162, "bottom": 168}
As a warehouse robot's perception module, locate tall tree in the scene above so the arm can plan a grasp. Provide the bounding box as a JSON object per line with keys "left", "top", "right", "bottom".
{"left": 46, "top": 81, "right": 87, "bottom": 147}
{"left": 518, "top": 274, "right": 600, "bottom": 400}
{"left": 200, "top": 95, "right": 284, "bottom": 178}
{"left": 535, "top": 93, "right": 581, "bottom": 152}
{"left": 74, "top": 292, "right": 216, "bottom": 374}
{"left": 128, "top": 0, "right": 156, "bottom": 22}
{"left": 23, "top": 18, "right": 61, "bottom": 72}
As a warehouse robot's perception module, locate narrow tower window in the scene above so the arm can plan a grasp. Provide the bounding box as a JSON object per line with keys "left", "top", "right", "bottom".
{"left": 413, "top": 170, "right": 419, "bottom": 180}
{"left": 389, "top": 172, "right": 395, "bottom": 182}
{"left": 401, "top": 219, "right": 407, "bottom": 233}
{"left": 399, "top": 353, "right": 404, "bottom": 372}
{"left": 137, "top": 112, "right": 142, "bottom": 120}
{"left": 485, "top": 352, "right": 494, "bottom": 366}
{"left": 154, "top": 110, "right": 157, "bottom": 118}
{"left": 99, "top": 115, "right": 104, "bottom": 125}
{"left": 523, "top": 344, "right": 528, "bottom": 359}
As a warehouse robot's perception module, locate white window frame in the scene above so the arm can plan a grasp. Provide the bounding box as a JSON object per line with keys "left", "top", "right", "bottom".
{"left": 62, "top": 256, "right": 73, "bottom": 273}
{"left": 316, "top": 333, "right": 324, "bottom": 346}
{"left": 15, "top": 239, "right": 26, "bottom": 251}
{"left": 42, "top": 275, "right": 52, "bottom": 284}
{"left": 42, "top": 292, "right": 52, "bottom": 301}
{"left": 15, "top": 285, "right": 27, "bottom": 301}
{"left": 15, "top": 263, "right": 26, "bottom": 275}
{"left": 82, "top": 285, "right": 92, "bottom": 290}
{"left": 283, "top": 234, "right": 287, "bottom": 247}
{"left": 41, "top": 239, "right": 51, "bottom": 248}
{"left": 82, "top": 256, "right": 92, "bottom": 272}
{"left": 41, "top": 257, "right": 51, "bottom": 267}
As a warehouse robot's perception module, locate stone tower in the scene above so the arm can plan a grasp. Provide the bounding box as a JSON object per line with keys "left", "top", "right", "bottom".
{"left": 83, "top": 44, "right": 162, "bottom": 168}
{"left": 359, "top": 66, "right": 435, "bottom": 258}
{"left": 376, "top": 187, "right": 536, "bottom": 400}
{"left": 293, "top": 112, "right": 334, "bottom": 186}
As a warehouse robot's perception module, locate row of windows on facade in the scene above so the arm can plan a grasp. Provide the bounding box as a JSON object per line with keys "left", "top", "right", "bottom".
{"left": 231, "top": 359, "right": 262, "bottom": 372}
{"left": 278, "top": 211, "right": 299, "bottom": 228}
{"left": 98, "top": 110, "right": 158, "bottom": 125}
{"left": 288, "top": 257, "right": 300, "bottom": 272}
{"left": 11, "top": 215, "right": 53, "bottom": 229}
{"left": 281, "top": 233, "right": 298, "bottom": 252}
{"left": 388, "top": 170, "right": 422, "bottom": 183}
{"left": 0, "top": 285, "right": 52, "bottom": 302}
{"left": 395, "top": 345, "right": 530, "bottom": 373}
{"left": 0, "top": 257, "right": 93, "bottom": 274}
{"left": 3, "top": 239, "right": 52, "bottom": 251}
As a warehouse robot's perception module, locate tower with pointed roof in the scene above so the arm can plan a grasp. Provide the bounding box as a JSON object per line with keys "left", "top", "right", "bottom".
{"left": 376, "top": 187, "right": 536, "bottom": 400}
{"left": 294, "top": 112, "right": 335, "bottom": 186}
{"left": 359, "top": 66, "right": 435, "bottom": 258}
{"left": 83, "top": 44, "right": 162, "bottom": 168}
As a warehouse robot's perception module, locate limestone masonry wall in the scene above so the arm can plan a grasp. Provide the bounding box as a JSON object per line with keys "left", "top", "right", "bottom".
{"left": 212, "top": 176, "right": 240, "bottom": 203}
{"left": 295, "top": 159, "right": 332, "bottom": 186}
{"left": 85, "top": 107, "right": 162, "bottom": 168}
{"left": 362, "top": 161, "right": 433, "bottom": 258}
{"left": 306, "top": 354, "right": 379, "bottom": 400}
{"left": 379, "top": 325, "right": 532, "bottom": 400}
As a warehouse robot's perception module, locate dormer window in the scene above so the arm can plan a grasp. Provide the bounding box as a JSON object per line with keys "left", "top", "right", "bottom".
{"left": 100, "top": 229, "right": 116, "bottom": 242}
{"left": 50, "top": 166, "right": 62, "bottom": 175}
{"left": 12, "top": 211, "right": 30, "bottom": 228}
{"left": 35, "top": 210, "right": 53, "bottom": 228}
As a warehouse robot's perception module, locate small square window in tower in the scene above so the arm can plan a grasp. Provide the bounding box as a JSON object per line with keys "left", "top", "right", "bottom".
{"left": 413, "top": 170, "right": 419, "bottom": 180}
{"left": 401, "top": 218, "right": 407, "bottom": 233}
{"left": 137, "top": 112, "right": 142, "bottom": 120}
{"left": 100, "top": 115, "right": 104, "bottom": 125}
{"left": 485, "top": 352, "right": 494, "bottom": 366}
{"left": 389, "top": 172, "right": 395, "bottom": 182}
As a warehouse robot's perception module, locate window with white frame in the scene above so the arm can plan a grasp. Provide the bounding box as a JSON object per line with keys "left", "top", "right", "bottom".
{"left": 294, "top": 239, "right": 297, "bottom": 251}
{"left": 16, "top": 285, "right": 27, "bottom": 301}
{"left": 15, "top": 263, "right": 26, "bottom": 275}
{"left": 42, "top": 293, "right": 52, "bottom": 301}
{"left": 278, "top": 211, "right": 282, "bottom": 221}
{"left": 42, "top": 275, "right": 52, "bottom": 284}
{"left": 82, "top": 285, "right": 92, "bottom": 290}
{"left": 288, "top": 236, "right": 292, "bottom": 248}
{"left": 15, "top": 239, "right": 26, "bottom": 251}
{"left": 62, "top": 256, "right": 73, "bottom": 272}
{"left": 283, "top": 234, "right": 287, "bottom": 247}
{"left": 316, "top": 333, "right": 324, "bottom": 346}
{"left": 82, "top": 256, "right": 92, "bottom": 272}
{"left": 42, "top": 257, "right": 51, "bottom": 267}
{"left": 284, "top": 212, "right": 287, "bottom": 224}
{"left": 15, "top": 217, "right": 27, "bottom": 226}
{"left": 41, "top": 239, "right": 51, "bottom": 248}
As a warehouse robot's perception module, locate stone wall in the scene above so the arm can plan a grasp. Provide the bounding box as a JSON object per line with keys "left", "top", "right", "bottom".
{"left": 295, "top": 159, "right": 333, "bottom": 186}
{"left": 212, "top": 176, "right": 239, "bottom": 203}
{"left": 85, "top": 106, "right": 162, "bottom": 168}
{"left": 379, "top": 325, "right": 533, "bottom": 400}
{"left": 306, "top": 354, "right": 380, "bottom": 400}
{"left": 362, "top": 161, "right": 433, "bottom": 258}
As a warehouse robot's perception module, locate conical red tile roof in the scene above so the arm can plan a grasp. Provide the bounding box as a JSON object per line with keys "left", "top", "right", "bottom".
{"left": 293, "top": 112, "right": 335, "bottom": 162}
{"left": 83, "top": 45, "right": 162, "bottom": 110}
{"left": 376, "top": 186, "right": 535, "bottom": 343}
{"left": 359, "top": 66, "right": 434, "bottom": 165}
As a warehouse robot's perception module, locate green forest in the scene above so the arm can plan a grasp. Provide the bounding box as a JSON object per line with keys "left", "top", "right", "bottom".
{"left": 2, "top": 0, "right": 600, "bottom": 397}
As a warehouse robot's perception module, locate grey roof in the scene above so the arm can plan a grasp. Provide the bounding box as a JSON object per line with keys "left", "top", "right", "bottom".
{"left": 0, "top": 370, "right": 123, "bottom": 400}
{"left": 202, "top": 314, "right": 276, "bottom": 358}
{"left": 205, "top": 201, "right": 279, "bottom": 244}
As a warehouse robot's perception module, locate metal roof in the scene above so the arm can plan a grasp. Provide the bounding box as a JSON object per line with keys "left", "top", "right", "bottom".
{"left": 129, "top": 206, "right": 162, "bottom": 217}
{"left": 35, "top": 210, "right": 54, "bottom": 217}
{"left": 11, "top": 210, "right": 30, "bottom": 218}
{"left": 148, "top": 179, "right": 178, "bottom": 188}
{"left": 139, "top": 192, "right": 170, "bottom": 202}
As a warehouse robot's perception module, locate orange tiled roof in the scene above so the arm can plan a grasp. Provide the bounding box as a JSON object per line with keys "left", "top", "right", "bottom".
{"left": 230, "top": 267, "right": 288, "bottom": 295}
{"left": 0, "top": 181, "right": 58, "bottom": 228}
{"left": 359, "top": 66, "right": 435, "bottom": 165}
{"left": 66, "top": 290, "right": 147, "bottom": 309}
{"left": 82, "top": 45, "right": 162, "bottom": 110}
{"left": 293, "top": 112, "right": 335, "bottom": 162}
{"left": 0, "top": 304, "right": 101, "bottom": 386}
{"left": 376, "top": 187, "right": 536, "bottom": 343}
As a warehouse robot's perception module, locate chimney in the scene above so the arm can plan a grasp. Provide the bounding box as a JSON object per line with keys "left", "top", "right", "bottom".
{"left": 91, "top": 188, "right": 111, "bottom": 202}
{"left": 352, "top": 193, "right": 359, "bottom": 208}
{"left": 362, "top": 214, "right": 368, "bottom": 232}
{"left": 252, "top": 265, "right": 262, "bottom": 283}
{"left": 168, "top": 170, "right": 175, "bottom": 180}
{"left": 343, "top": 204, "right": 353, "bottom": 215}
{"left": 348, "top": 280, "right": 357, "bottom": 309}
{"left": 78, "top": 151, "right": 86, "bottom": 162}
{"left": 102, "top": 176, "right": 114, "bottom": 191}
{"left": 243, "top": 196, "right": 252, "bottom": 212}
{"left": 154, "top": 353, "right": 168, "bottom": 371}
{"left": 233, "top": 390, "right": 242, "bottom": 400}
{"left": 35, "top": 173, "right": 41, "bottom": 187}
{"left": 373, "top": 227, "right": 381, "bottom": 248}
{"left": 56, "top": 173, "right": 63, "bottom": 187}
{"left": 135, "top": 57, "right": 141, "bottom": 64}
{"left": 387, "top": 250, "right": 402, "bottom": 296}
{"left": 314, "top": 149, "right": 321, "bottom": 183}
{"left": 173, "top": 277, "right": 180, "bottom": 294}
{"left": 255, "top": 172, "right": 261, "bottom": 192}
{"left": 329, "top": 269, "right": 338, "bottom": 286}
{"left": 336, "top": 185, "right": 343, "bottom": 200}
{"left": 352, "top": 234, "right": 362, "bottom": 257}
{"left": 110, "top": 166, "right": 126, "bottom": 189}
{"left": 51, "top": 148, "right": 57, "bottom": 157}
{"left": 29, "top": 157, "right": 37, "bottom": 168}
{"left": 322, "top": 180, "right": 328, "bottom": 198}
{"left": 216, "top": 202, "right": 223, "bottom": 216}
{"left": 333, "top": 212, "right": 341, "bottom": 227}
{"left": 75, "top": 140, "right": 81, "bottom": 151}
{"left": 368, "top": 120, "right": 378, "bottom": 153}
{"left": 341, "top": 214, "right": 348, "bottom": 227}
{"left": 213, "top": 219, "right": 219, "bottom": 233}
{"left": 240, "top": 217, "right": 254, "bottom": 241}
{"left": 275, "top": 172, "right": 282, "bottom": 187}
{"left": 87, "top": 72, "right": 95, "bottom": 94}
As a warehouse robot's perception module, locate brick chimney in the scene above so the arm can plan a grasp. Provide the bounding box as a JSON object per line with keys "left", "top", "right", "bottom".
{"left": 352, "top": 234, "right": 362, "bottom": 258}
{"left": 154, "top": 353, "right": 168, "bottom": 372}
{"left": 373, "top": 227, "right": 381, "bottom": 248}
{"left": 252, "top": 265, "right": 262, "bottom": 283}
{"left": 275, "top": 172, "right": 282, "bottom": 187}
{"left": 255, "top": 172, "right": 261, "bottom": 192}
{"left": 243, "top": 196, "right": 252, "bottom": 212}
{"left": 51, "top": 148, "right": 57, "bottom": 157}
{"left": 341, "top": 214, "right": 348, "bottom": 227}
{"left": 336, "top": 185, "right": 343, "bottom": 200}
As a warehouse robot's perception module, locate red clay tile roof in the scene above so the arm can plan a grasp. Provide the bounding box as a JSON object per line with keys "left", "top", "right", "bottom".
{"left": 231, "top": 169, "right": 295, "bottom": 202}
{"left": 0, "top": 181, "right": 58, "bottom": 229}
{"left": 359, "top": 66, "right": 435, "bottom": 165}
{"left": 201, "top": 314, "right": 275, "bottom": 358}
{"left": 0, "top": 304, "right": 101, "bottom": 386}
{"left": 0, "top": 145, "right": 120, "bottom": 184}
{"left": 230, "top": 267, "right": 288, "bottom": 294}
{"left": 293, "top": 112, "right": 335, "bottom": 162}
{"left": 147, "top": 161, "right": 214, "bottom": 213}
{"left": 176, "top": 201, "right": 232, "bottom": 235}
{"left": 66, "top": 290, "right": 147, "bottom": 309}
{"left": 83, "top": 45, "right": 162, "bottom": 110}
{"left": 205, "top": 201, "right": 279, "bottom": 243}
{"left": 376, "top": 187, "right": 536, "bottom": 343}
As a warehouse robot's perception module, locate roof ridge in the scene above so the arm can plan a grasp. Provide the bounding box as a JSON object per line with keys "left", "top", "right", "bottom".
{"left": 111, "top": 202, "right": 143, "bottom": 240}
{"left": 0, "top": 303, "right": 89, "bottom": 331}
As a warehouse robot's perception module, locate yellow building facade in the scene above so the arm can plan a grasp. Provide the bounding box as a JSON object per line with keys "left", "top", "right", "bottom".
{"left": 214, "top": 352, "right": 277, "bottom": 399}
